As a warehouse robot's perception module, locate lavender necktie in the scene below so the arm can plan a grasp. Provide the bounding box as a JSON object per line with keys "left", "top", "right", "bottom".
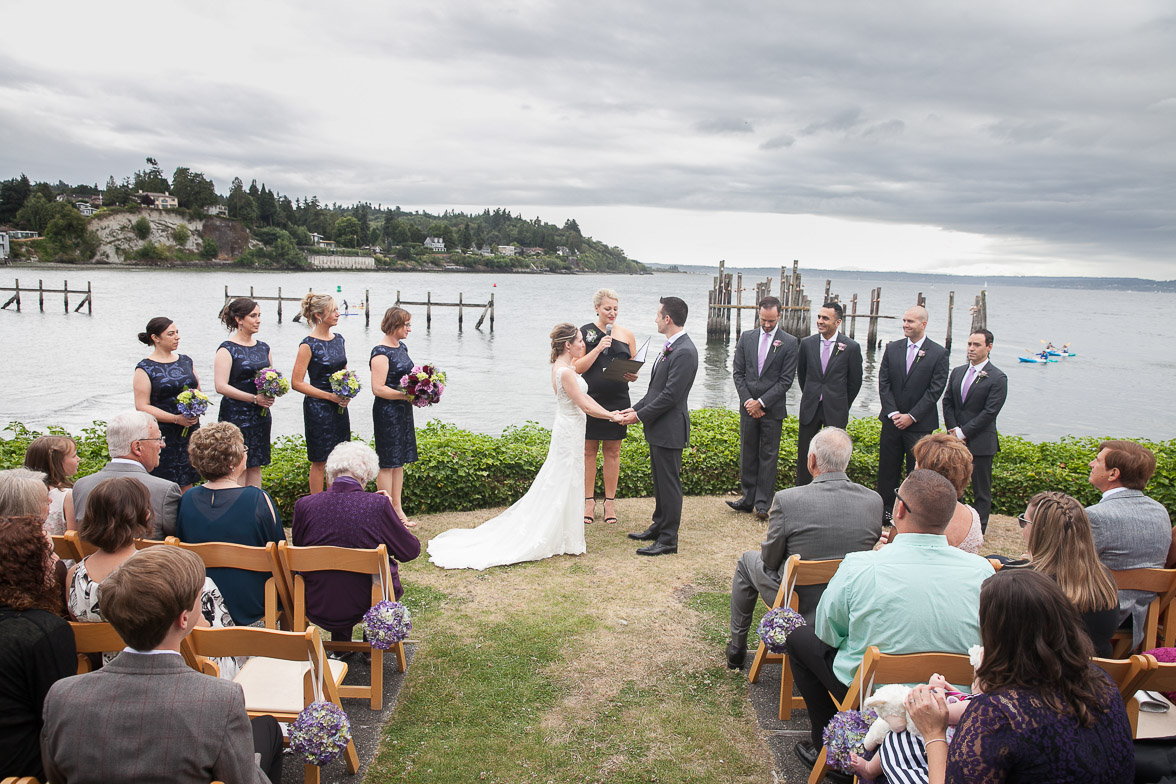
{"left": 821, "top": 339, "right": 832, "bottom": 373}
{"left": 757, "top": 330, "right": 771, "bottom": 374}
{"left": 906, "top": 342, "right": 918, "bottom": 372}
{"left": 961, "top": 366, "right": 977, "bottom": 401}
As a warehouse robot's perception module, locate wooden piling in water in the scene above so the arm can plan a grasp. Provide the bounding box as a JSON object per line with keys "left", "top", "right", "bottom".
{"left": 365, "top": 289, "right": 370, "bottom": 327}
{"left": 849, "top": 293, "right": 858, "bottom": 339}
{"left": 867, "top": 288, "right": 881, "bottom": 347}
{"left": 945, "top": 291, "right": 955, "bottom": 351}
{"left": 1, "top": 279, "right": 91, "bottom": 314}
{"left": 735, "top": 273, "right": 743, "bottom": 335}
{"left": 63, "top": 280, "right": 68, "bottom": 314}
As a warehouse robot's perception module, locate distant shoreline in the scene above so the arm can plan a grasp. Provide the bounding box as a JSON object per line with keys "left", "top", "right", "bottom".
{"left": 2, "top": 260, "right": 656, "bottom": 275}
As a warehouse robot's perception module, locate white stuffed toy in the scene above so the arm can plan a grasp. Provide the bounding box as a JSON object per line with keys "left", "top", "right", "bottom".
{"left": 862, "top": 683, "right": 921, "bottom": 752}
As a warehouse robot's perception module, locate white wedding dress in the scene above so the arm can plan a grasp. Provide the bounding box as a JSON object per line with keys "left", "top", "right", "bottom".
{"left": 427, "top": 366, "right": 587, "bottom": 570}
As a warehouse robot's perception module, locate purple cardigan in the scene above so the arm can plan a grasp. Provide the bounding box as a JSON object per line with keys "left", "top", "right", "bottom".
{"left": 291, "top": 477, "right": 420, "bottom": 631}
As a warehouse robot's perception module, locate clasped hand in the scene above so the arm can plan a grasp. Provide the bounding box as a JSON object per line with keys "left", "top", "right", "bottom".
{"left": 611, "top": 408, "right": 638, "bottom": 425}
{"left": 890, "top": 412, "right": 915, "bottom": 430}
{"left": 743, "top": 399, "right": 765, "bottom": 419}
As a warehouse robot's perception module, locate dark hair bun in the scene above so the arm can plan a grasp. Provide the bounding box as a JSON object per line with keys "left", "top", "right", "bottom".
{"left": 137, "top": 331, "right": 153, "bottom": 346}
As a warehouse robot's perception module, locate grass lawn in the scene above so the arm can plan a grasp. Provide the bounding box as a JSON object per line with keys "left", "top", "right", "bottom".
{"left": 368, "top": 496, "right": 1024, "bottom": 783}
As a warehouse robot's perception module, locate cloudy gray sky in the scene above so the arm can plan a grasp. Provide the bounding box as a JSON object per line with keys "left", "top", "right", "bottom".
{"left": 3, "top": 1, "right": 1174, "bottom": 277}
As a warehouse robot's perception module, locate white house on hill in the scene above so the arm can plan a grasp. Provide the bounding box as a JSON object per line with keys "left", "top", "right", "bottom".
{"left": 424, "top": 236, "right": 446, "bottom": 252}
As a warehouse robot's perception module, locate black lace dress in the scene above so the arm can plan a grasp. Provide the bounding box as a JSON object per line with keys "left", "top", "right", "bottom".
{"left": 371, "top": 343, "right": 418, "bottom": 469}
{"left": 301, "top": 334, "right": 351, "bottom": 462}
{"left": 136, "top": 354, "right": 201, "bottom": 486}
{"left": 217, "top": 340, "right": 273, "bottom": 468}
{"left": 580, "top": 323, "right": 631, "bottom": 441}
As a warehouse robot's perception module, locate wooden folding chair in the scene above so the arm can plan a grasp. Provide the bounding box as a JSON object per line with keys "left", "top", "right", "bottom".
{"left": 1094, "top": 655, "right": 1154, "bottom": 737}
{"left": 185, "top": 626, "right": 359, "bottom": 784}
{"left": 51, "top": 534, "right": 83, "bottom": 562}
{"left": 166, "top": 539, "right": 292, "bottom": 629}
{"left": 807, "top": 646, "right": 975, "bottom": 784}
{"left": 69, "top": 621, "right": 126, "bottom": 674}
{"left": 281, "top": 541, "right": 403, "bottom": 710}
{"left": 63, "top": 530, "right": 167, "bottom": 559}
{"left": 747, "top": 555, "right": 841, "bottom": 720}
{"left": 1109, "top": 568, "right": 1176, "bottom": 657}
{"left": 1, "top": 777, "right": 42, "bottom": 783}
{"left": 1130, "top": 654, "right": 1176, "bottom": 740}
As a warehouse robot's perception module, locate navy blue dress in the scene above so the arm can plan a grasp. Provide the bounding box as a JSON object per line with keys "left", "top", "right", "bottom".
{"left": 302, "top": 334, "right": 351, "bottom": 462}
{"left": 136, "top": 355, "right": 201, "bottom": 486}
{"left": 217, "top": 340, "right": 273, "bottom": 468}
{"left": 370, "top": 343, "right": 418, "bottom": 469}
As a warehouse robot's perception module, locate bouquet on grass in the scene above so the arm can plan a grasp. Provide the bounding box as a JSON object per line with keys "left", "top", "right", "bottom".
{"left": 174, "top": 387, "right": 210, "bottom": 437}
{"left": 399, "top": 364, "right": 447, "bottom": 408}
{"left": 252, "top": 367, "right": 290, "bottom": 417}
{"left": 328, "top": 369, "right": 361, "bottom": 413}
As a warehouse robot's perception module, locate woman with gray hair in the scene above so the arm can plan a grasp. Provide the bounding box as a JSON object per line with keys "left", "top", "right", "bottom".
{"left": 0, "top": 468, "right": 50, "bottom": 520}
{"left": 290, "top": 441, "right": 420, "bottom": 642}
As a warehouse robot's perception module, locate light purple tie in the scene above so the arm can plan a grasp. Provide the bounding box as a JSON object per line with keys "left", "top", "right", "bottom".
{"left": 820, "top": 339, "right": 833, "bottom": 373}
{"left": 961, "top": 366, "right": 977, "bottom": 401}
{"left": 906, "top": 342, "right": 918, "bottom": 372}
{"left": 757, "top": 330, "right": 771, "bottom": 374}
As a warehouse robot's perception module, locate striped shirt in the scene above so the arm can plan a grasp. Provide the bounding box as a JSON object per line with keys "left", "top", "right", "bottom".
{"left": 880, "top": 730, "right": 929, "bottom": 784}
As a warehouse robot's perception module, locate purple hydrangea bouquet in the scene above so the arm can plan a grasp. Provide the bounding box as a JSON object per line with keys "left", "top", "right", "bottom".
{"left": 174, "top": 387, "right": 210, "bottom": 437}
{"left": 362, "top": 600, "right": 412, "bottom": 650}
{"left": 399, "top": 364, "right": 447, "bottom": 408}
{"left": 822, "top": 708, "right": 877, "bottom": 773}
{"left": 290, "top": 700, "right": 351, "bottom": 766}
{"left": 252, "top": 367, "right": 290, "bottom": 417}
{"left": 328, "top": 369, "right": 361, "bottom": 414}
{"left": 756, "top": 607, "right": 805, "bottom": 654}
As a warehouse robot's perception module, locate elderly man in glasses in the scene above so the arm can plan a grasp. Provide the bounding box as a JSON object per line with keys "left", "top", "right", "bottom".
{"left": 71, "top": 410, "right": 182, "bottom": 538}
{"left": 786, "top": 469, "right": 994, "bottom": 781}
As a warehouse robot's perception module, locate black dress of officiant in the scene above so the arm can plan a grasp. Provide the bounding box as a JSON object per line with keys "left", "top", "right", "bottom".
{"left": 581, "top": 324, "right": 632, "bottom": 440}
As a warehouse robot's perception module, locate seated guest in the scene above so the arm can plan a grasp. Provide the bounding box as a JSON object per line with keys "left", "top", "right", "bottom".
{"left": 292, "top": 441, "right": 420, "bottom": 642}
{"left": 23, "top": 435, "right": 81, "bottom": 534}
{"left": 1085, "top": 440, "right": 1171, "bottom": 650}
{"left": 1017, "top": 492, "right": 1120, "bottom": 657}
{"left": 177, "top": 422, "right": 285, "bottom": 625}
{"left": 0, "top": 468, "right": 50, "bottom": 519}
{"left": 726, "top": 427, "right": 881, "bottom": 669}
{"left": 908, "top": 569, "right": 1133, "bottom": 784}
{"left": 910, "top": 432, "right": 983, "bottom": 553}
{"left": 71, "top": 410, "right": 182, "bottom": 539}
{"left": 67, "top": 477, "right": 237, "bottom": 675}
{"left": 0, "top": 515, "right": 76, "bottom": 781}
{"left": 787, "top": 469, "right": 994, "bottom": 776}
{"left": 41, "top": 546, "right": 282, "bottom": 784}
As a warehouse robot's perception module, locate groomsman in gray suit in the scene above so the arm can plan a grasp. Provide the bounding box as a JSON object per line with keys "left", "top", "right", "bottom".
{"left": 71, "top": 410, "right": 182, "bottom": 539}
{"left": 622, "top": 296, "right": 699, "bottom": 556}
{"left": 730, "top": 296, "right": 798, "bottom": 519}
{"left": 942, "top": 329, "right": 1007, "bottom": 530}
{"left": 1085, "top": 440, "right": 1172, "bottom": 650}
{"left": 796, "top": 301, "right": 863, "bottom": 486}
{"left": 725, "top": 428, "right": 881, "bottom": 668}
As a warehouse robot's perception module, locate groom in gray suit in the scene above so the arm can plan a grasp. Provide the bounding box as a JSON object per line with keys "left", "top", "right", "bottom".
{"left": 623, "top": 296, "right": 699, "bottom": 556}
{"left": 730, "top": 296, "right": 798, "bottom": 518}
{"left": 725, "top": 428, "right": 881, "bottom": 668}
{"left": 71, "top": 410, "right": 182, "bottom": 539}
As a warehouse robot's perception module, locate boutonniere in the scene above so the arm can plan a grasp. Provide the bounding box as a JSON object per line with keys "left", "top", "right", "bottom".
{"left": 915, "top": 349, "right": 926, "bottom": 363}
{"left": 585, "top": 328, "right": 599, "bottom": 342}
{"left": 660, "top": 341, "right": 674, "bottom": 360}
{"left": 835, "top": 342, "right": 846, "bottom": 356}
{"left": 976, "top": 370, "right": 989, "bottom": 380}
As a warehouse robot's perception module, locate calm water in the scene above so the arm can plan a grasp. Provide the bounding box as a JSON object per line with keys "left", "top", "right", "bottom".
{"left": 1, "top": 267, "right": 1174, "bottom": 443}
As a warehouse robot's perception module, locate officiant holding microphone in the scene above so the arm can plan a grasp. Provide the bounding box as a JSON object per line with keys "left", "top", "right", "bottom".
{"left": 576, "top": 289, "right": 638, "bottom": 526}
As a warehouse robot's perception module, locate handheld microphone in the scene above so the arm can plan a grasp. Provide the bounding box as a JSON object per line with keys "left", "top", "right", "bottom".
{"left": 605, "top": 324, "right": 613, "bottom": 335}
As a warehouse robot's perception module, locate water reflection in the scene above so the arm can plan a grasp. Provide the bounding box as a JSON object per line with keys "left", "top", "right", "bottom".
{"left": 701, "top": 338, "right": 733, "bottom": 407}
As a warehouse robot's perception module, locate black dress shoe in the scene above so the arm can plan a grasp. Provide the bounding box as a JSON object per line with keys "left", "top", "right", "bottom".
{"left": 725, "top": 640, "right": 746, "bottom": 669}
{"left": 755, "top": 510, "right": 769, "bottom": 521}
{"left": 636, "top": 542, "right": 677, "bottom": 556}
{"left": 627, "top": 527, "right": 658, "bottom": 541}
{"left": 794, "top": 741, "right": 851, "bottom": 782}
{"left": 725, "top": 499, "right": 753, "bottom": 512}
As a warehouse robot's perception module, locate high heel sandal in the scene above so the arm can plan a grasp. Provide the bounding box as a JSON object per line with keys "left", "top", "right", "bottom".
{"left": 584, "top": 497, "right": 596, "bottom": 525}
{"left": 603, "top": 497, "right": 618, "bottom": 525}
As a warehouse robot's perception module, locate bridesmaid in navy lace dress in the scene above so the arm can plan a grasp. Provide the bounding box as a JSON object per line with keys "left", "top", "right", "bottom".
{"left": 292, "top": 292, "right": 351, "bottom": 494}
{"left": 132, "top": 317, "right": 202, "bottom": 488}
{"left": 370, "top": 307, "right": 419, "bottom": 526}
{"left": 213, "top": 298, "right": 275, "bottom": 488}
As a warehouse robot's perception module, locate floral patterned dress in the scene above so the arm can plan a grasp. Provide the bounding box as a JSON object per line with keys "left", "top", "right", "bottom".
{"left": 370, "top": 343, "right": 418, "bottom": 469}
{"left": 136, "top": 354, "right": 201, "bottom": 486}
{"left": 217, "top": 340, "right": 273, "bottom": 468}
{"left": 301, "top": 334, "right": 350, "bottom": 462}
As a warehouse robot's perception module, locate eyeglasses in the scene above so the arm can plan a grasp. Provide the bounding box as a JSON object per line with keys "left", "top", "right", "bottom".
{"left": 137, "top": 437, "right": 166, "bottom": 446}
{"left": 894, "top": 487, "right": 915, "bottom": 517}
{"left": 1017, "top": 514, "right": 1031, "bottom": 529}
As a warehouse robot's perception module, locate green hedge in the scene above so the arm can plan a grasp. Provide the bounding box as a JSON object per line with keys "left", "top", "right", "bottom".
{"left": 2, "top": 414, "right": 1173, "bottom": 523}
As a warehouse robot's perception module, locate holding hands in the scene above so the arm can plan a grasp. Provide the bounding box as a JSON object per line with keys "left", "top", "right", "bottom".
{"left": 614, "top": 408, "right": 639, "bottom": 425}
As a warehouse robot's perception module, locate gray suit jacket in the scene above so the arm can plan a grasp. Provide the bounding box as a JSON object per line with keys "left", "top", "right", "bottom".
{"left": 1087, "top": 489, "right": 1172, "bottom": 648}
{"left": 759, "top": 471, "right": 883, "bottom": 617}
{"left": 942, "top": 362, "right": 1007, "bottom": 456}
{"left": 732, "top": 326, "right": 798, "bottom": 420}
{"left": 797, "top": 332, "right": 863, "bottom": 428}
{"left": 41, "top": 651, "right": 266, "bottom": 784}
{"left": 72, "top": 461, "right": 181, "bottom": 539}
{"left": 634, "top": 333, "right": 699, "bottom": 449}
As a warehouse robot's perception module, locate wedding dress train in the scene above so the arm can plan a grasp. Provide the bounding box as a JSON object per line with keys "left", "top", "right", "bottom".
{"left": 427, "top": 366, "right": 587, "bottom": 569}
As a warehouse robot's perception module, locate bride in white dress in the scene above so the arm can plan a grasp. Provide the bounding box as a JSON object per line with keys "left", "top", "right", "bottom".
{"left": 428, "top": 323, "right": 622, "bottom": 570}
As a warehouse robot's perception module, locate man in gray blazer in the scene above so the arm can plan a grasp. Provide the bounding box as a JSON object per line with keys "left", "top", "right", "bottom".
{"left": 796, "top": 301, "right": 863, "bottom": 486}
{"left": 71, "top": 410, "right": 181, "bottom": 539}
{"left": 731, "top": 296, "right": 799, "bottom": 518}
{"left": 622, "top": 296, "right": 699, "bottom": 556}
{"left": 1085, "top": 440, "right": 1172, "bottom": 650}
{"left": 41, "top": 546, "right": 281, "bottom": 784}
{"left": 726, "top": 428, "right": 881, "bottom": 668}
